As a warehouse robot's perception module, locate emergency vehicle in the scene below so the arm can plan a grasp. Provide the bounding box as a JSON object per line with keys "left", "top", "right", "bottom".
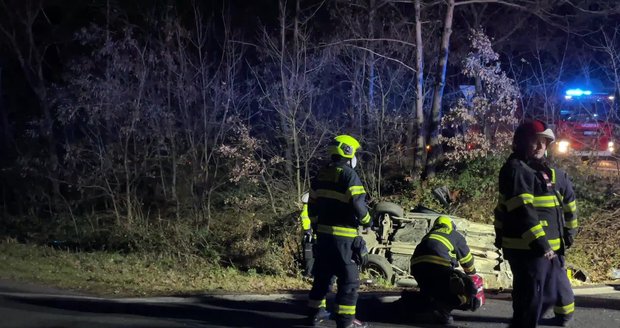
{"left": 554, "top": 88, "right": 617, "bottom": 158}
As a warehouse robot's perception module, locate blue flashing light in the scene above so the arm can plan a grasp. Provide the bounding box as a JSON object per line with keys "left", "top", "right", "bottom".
{"left": 565, "top": 88, "right": 592, "bottom": 96}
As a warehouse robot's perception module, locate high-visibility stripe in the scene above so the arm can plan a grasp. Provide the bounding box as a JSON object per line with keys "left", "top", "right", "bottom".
{"left": 462, "top": 263, "right": 476, "bottom": 273}
{"left": 522, "top": 224, "right": 546, "bottom": 243}
{"left": 316, "top": 225, "right": 358, "bottom": 238}
{"left": 564, "top": 200, "right": 577, "bottom": 213}
{"left": 540, "top": 220, "right": 548, "bottom": 227}
{"left": 532, "top": 195, "right": 561, "bottom": 208}
{"left": 459, "top": 252, "right": 473, "bottom": 264}
{"left": 428, "top": 234, "right": 454, "bottom": 252}
{"left": 337, "top": 304, "right": 356, "bottom": 315}
{"left": 359, "top": 212, "right": 371, "bottom": 225}
{"left": 308, "top": 298, "right": 326, "bottom": 309}
{"left": 348, "top": 185, "right": 366, "bottom": 196}
{"left": 554, "top": 302, "right": 575, "bottom": 315}
{"left": 411, "top": 255, "right": 452, "bottom": 267}
{"left": 549, "top": 238, "right": 561, "bottom": 251}
{"left": 551, "top": 169, "right": 556, "bottom": 184}
{"left": 505, "top": 193, "right": 534, "bottom": 211}
{"left": 565, "top": 219, "right": 579, "bottom": 229}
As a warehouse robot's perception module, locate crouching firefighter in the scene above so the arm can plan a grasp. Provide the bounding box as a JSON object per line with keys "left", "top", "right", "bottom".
{"left": 307, "top": 134, "right": 372, "bottom": 328}
{"left": 409, "top": 216, "right": 484, "bottom": 325}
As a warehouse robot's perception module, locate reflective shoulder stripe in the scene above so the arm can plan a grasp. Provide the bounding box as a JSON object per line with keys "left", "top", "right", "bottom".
{"left": 411, "top": 255, "right": 452, "bottom": 267}
{"left": 428, "top": 234, "right": 455, "bottom": 252}
{"left": 505, "top": 193, "right": 534, "bottom": 211}
{"left": 539, "top": 220, "right": 548, "bottom": 227}
{"left": 551, "top": 168, "right": 556, "bottom": 184}
{"left": 315, "top": 189, "right": 350, "bottom": 203}
{"left": 565, "top": 219, "right": 579, "bottom": 229}
{"left": 316, "top": 224, "right": 358, "bottom": 238}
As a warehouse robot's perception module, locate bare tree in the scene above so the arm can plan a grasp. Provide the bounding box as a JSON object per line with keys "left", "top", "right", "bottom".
{"left": 0, "top": 0, "right": 63, "bottom": 198}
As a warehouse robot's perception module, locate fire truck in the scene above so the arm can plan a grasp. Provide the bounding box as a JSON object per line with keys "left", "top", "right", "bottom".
{"left": 553, "top": 88, "right": 618, "bottom": 158}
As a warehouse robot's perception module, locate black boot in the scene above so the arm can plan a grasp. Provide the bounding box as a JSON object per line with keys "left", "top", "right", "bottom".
{"left": 552, "top": 313, "right": 574, "bottom": 327}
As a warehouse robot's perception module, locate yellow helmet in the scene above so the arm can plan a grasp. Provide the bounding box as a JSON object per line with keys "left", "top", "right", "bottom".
{"left": 328, "top": 135, "right": 360, "bottom": 159}
{"left": 433, "top": 216, "right": 454, "bottom": 234}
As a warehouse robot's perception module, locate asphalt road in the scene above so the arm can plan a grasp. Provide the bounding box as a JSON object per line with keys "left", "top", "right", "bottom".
{"left": 1, "top": 280, "right": 619, "bottom": 328}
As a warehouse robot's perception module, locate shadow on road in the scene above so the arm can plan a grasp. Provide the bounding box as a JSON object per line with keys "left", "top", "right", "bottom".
{"left": 2, "top": 294, "right": 309, "bottom": 327}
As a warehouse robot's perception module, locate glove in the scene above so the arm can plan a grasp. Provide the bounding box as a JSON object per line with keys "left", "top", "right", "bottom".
{"left": 352, "top": 236, "right": 369, "bottom": 266}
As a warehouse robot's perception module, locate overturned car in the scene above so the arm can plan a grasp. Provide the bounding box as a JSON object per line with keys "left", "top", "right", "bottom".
{"left": 360, "top": 201, "right": 513, "bottom": 289}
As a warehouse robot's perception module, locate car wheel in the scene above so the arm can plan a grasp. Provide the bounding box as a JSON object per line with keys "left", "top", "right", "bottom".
{"left": 374, "top": 202, "right": 404, "bottom": 218}
{"left": 362, "top": 254, "right": 394, "bottom": 284}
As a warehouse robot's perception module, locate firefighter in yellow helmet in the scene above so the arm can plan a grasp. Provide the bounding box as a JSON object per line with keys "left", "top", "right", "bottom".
{"left": 299, "top": 191, "right": 315, "bottom": 277}
{"left": 494, "top": 119, "right": 578, "bottom": 327}
{"left": 306, "top": 135, "right": 371, "bottom": 328}
{"left": 409, "top": 216, "right": 481, "bottom": 325}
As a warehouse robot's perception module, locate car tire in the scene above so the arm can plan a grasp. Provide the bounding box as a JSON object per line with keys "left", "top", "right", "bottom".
{"left": 374, "top": 201, "right": 404, "bottom": 218}
{"left": 362, "top": 254, "right": 394, "bottom": 283}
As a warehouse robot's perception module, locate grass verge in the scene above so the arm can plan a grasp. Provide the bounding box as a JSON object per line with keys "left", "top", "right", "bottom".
{"left": 0, "top": 239, "right": 310, "bottom": 297}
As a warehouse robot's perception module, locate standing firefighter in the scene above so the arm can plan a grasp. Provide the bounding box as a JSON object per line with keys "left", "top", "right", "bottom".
{"left": 307, "top": 134, "right": 371, "bottom": 328}
{"left": 494, "top": 119, "right": 577, "bottom": 328}
{"left": 410, "top": 216, "right": 483, "bottom": 325}
{"left": 299, "top": 192, "right": 315, "bottom": 277}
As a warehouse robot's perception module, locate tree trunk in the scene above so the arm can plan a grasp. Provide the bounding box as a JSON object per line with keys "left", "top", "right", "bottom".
{"left": 411, "top": 0, "right": 426, "bottom": 176}
{"left": 279, "top": 0, "right": 294, "bottom": 181}
{"left": 424, "top": 0, "right": 455, "bottom": 179}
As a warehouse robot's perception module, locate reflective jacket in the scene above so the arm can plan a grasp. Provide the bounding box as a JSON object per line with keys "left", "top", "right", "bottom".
{"left": 308, "top": 160, "right": 371, "bottom": 238}
{"left": 411, "top": 223, "right": 476, "bottom": 274}
{"left": 494, "top": 155, "right": 577, "bottom": 258}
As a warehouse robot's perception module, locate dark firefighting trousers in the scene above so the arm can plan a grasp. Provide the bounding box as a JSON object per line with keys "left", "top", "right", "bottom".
{"left": 308, "top": 233, "right": 359, "bottom": 327}
{"left": 411, "top": 263, "right": 464, "bottom": 313}
{"left": 554, "top": 255, "right": 575, "bottom": 319}
{"left": 507, "top": 255, "right": 562, "bottom": 328}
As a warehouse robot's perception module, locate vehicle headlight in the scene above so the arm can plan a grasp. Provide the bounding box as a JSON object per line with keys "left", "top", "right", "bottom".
{"left": 609, "top": 141, "right": 615, "bottom": 152}
{"left": 557, "top": 140, "right": 570, "bottom": 153}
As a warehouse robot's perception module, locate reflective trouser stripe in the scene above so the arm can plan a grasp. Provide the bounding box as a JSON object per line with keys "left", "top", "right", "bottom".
{"left": 308, "top": 298, "right": 326, "bottom": 309}
{"left": 554, "top": 302, "right": 575, "bottom": 315}
{"left": 337, "top": 304, "right": 356, "bottom": 315}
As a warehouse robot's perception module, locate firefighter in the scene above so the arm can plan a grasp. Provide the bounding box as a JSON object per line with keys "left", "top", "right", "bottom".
{"left": 409, "top": 216, "right": 479, "bottom": 325}
{"left": 494, "top": 119, "right": 575, "bottom": 328}
{"left": 306, "top": 134, "right": 372, "bottom": 328}
{"left": 299, "top": 192, "right": 315, "bottom": 277}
